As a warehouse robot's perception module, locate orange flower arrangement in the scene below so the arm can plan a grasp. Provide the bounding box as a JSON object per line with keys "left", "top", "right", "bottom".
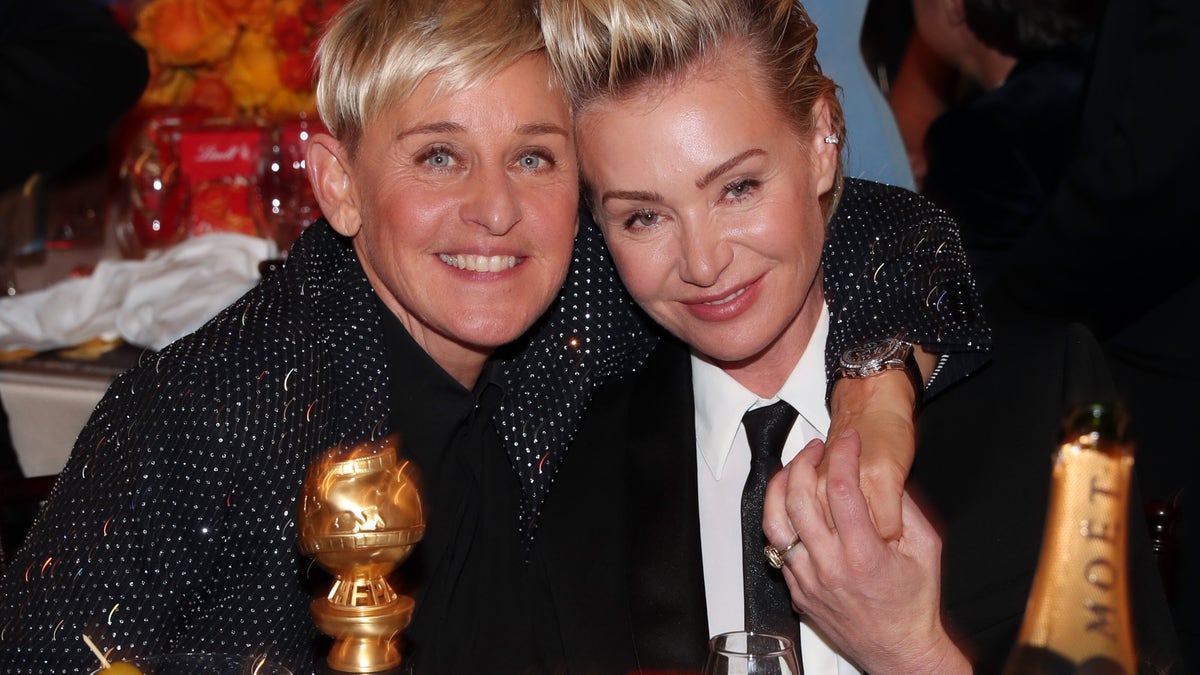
{"left": 133, "top": 0, "right": 348, "bottom": 119}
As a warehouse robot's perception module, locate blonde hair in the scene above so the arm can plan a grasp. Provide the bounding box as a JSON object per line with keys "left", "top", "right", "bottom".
{"left": 538, "top": 0, "right": 845, "bottom": 215}
{"left": 315, "top": 0, "right": 546, "bottom": 157}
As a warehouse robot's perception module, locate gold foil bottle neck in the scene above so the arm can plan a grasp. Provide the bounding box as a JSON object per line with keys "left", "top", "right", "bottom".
{"left": 1004, "top": 404, "right": 1137, "bottom": 675}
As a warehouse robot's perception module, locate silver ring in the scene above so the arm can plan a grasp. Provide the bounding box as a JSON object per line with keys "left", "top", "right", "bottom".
{"left": 763, "top": 534, "right": 803, "bottom": 569}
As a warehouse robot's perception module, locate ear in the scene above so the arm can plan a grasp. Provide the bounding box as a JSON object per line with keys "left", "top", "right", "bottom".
{"left": 806, "top": 97, "right": 839, "bottom": 198}
{"left": 306, "top": 132, "right": 362, "bottom": 238}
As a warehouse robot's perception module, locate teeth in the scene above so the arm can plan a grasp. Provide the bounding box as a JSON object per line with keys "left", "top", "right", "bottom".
{"left": 704, "top": 287, "right": 746, "bottom": 305}
{"left": 438, "top": 254, "right": 519, "bottom": 272}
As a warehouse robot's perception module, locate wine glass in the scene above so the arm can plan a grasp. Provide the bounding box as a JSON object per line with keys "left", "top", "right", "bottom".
{"left": 703, "top": 631, "right": 801, "bottom": 675}
{"left": 260, "top": 117, "right": 325, "bottom": 250}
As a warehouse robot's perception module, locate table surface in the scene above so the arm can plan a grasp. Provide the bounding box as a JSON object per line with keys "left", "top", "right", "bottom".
{"left": 1, "top": 343, "right": 144, "bottom": 478}
{"left": 2, "top": 223, "right": 140, "bottom": 478}
{"left": 0, "top": 341, "right": 144, "bottom": 383}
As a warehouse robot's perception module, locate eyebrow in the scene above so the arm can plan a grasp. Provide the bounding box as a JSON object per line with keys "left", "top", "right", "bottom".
{"left": 600, "top": 189, "right": 664, "bottom": 206}
{"left": 599, "top": 147, "right": 767, "bottom": 206}
{"left": 517, "top": 122, "right": 571, "bottom": 138}
{"left": 396, "top": 121, "right": 569, "bottom": 140}
{"left": 695, "top": 148, "right": 766, "bottom": 189}
{"left": 397, "top": 121, "right": 463, "bottom": 140}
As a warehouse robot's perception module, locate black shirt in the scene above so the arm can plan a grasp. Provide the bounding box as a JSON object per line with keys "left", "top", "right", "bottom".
{"left": 377, "top": 299, "right": 542, "bottom": 673}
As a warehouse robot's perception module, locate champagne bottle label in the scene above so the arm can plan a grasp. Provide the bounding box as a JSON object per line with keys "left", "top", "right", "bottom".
{"left": 1005, "top": 406, "right": 1136, "bottom": 674}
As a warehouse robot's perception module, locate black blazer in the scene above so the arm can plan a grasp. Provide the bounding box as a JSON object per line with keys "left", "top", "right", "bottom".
{"left": 535, "top": 311, "right": 1181, "bottom": 674}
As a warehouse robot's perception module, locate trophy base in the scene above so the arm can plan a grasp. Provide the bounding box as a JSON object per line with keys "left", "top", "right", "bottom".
{"left": 312, "top": 595, "right": 414, "bottom": 673}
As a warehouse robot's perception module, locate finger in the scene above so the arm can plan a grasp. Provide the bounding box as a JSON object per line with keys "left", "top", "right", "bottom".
{"left": 795, "top": 435, "right": 826, "bottom": 469}
{"left": 816, "top": 405, "right": 849, "bottom": 532}
{"left": 814, "top": 457, "right": 837, "bottom": 532}
{"left": 779, "top": 555, "right": 815, "bottom": 614}
{"left": 823, "top": 429, "right": 882, "bottom": 557}
{"left": 782, "top": 439, "right": 837, "bottom": 551}
{"left": 763, "top": 439, "right": 823, "bottom": 550}
{"left": 763, "top": 463, "right": 797, "bottom": 549}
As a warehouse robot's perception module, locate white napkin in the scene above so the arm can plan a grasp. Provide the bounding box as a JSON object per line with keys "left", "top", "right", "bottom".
{"left": 0, "top": 233, "right": 277, "bottom": 352}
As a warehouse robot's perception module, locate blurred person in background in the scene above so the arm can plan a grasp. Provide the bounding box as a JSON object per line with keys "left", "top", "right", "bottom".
{"left": 986, "top": 0, "right": 1200, "bottom": 664}
{"left": 0, "top": 0, "right": 148, "bottom": 193}
{"left": 909, "top": 0, "right": 1102, "bottom": 290}
{"left": 0, "top": 0, "right": 148, "bottom": 567}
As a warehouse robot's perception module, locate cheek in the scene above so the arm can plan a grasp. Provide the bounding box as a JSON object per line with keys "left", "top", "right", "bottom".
{"left": 604, "top": 236, "right": 662, "bottom": 303}
{"left": 357, "top": 178, "right": 435, "bottom": 240}
{"left": 758, "top": 201, "right": 824, "bottom": 259}
{"left": 530, "top": 188, "right": 580, "bottom": 255}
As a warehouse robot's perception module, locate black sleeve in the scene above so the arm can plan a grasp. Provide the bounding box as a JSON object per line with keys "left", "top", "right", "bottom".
{"left": 0, "top": 360, "right": 234, "bottom": 672}
{"left": 822, "top": 179, "right": 992, "bottom": 386}
{"left": 0, "top": 0, "right": 150, "bottom": 190}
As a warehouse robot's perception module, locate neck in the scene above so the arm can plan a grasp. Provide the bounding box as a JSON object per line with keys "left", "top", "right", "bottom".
{"left": 408, "top": 329, "right": 489, "bottom": 390}
{"left": 359, "top": 259, "right": 489, "bottom": 390}
{"left": 702, "top": 285, "right": 824, "bottom": 399}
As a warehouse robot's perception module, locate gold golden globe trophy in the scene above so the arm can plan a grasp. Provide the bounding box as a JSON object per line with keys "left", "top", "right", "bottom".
{"left": 298, "top": 437, "right": 424, "bottom": 673}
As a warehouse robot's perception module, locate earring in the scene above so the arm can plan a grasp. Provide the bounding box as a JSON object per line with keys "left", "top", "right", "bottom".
{"left": 823, "top": 135, "right": 839, "bottom": 145}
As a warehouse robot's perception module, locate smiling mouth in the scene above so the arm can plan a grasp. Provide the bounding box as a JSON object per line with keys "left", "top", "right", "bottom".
{"left": 703, "top": 287, "right": 747, "bottom": 306}
{"left": 438, "top": 254, "right": 520, "bottom": 272}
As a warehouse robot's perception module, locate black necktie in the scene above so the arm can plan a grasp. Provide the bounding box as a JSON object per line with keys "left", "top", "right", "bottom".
{"left": 741, "top": 401, "right": 803, "bottom": 655}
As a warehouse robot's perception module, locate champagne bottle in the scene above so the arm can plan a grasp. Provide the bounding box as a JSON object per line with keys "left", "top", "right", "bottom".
{"left": 1002, "top": 404, "right": 1137, "bottom": 675}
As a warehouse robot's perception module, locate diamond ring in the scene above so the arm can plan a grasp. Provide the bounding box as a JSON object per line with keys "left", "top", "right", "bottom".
{"left": 763, "top": 534, "right": 803, "bottom": 569}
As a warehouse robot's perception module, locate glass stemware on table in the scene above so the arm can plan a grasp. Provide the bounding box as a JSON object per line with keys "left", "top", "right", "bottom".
{"left": 703, "top": 631, "right": 801, "bottom": 675}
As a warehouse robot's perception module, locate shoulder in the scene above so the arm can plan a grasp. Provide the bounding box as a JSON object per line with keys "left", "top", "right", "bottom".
{"left": 95, "top": 221, "right": 387, "bottom": 454}
{"left": 829, "top": 178, "right": 957, "bottom": 248}
{"left": 150, "top": 221, "right": 374, "bottom": 375}
{"left": 916, "top": 310, "right": 1114, "bottom": 476}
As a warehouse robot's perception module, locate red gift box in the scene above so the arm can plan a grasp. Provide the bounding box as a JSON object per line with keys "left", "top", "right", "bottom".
{"left": 175, "top": 124, "right": 268, "bottom": 238}
{"left": 116, "top": 112, "right": 270, "bottom": 254}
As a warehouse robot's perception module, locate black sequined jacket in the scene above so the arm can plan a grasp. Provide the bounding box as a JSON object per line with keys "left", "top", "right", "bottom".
{"left": 0, "top": 179, "right": 988, "bottom": 673}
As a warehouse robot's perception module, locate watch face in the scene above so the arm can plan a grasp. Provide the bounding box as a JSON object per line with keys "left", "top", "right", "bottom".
{"left": 840, "top": 337, "right": 896, "bottom": 367}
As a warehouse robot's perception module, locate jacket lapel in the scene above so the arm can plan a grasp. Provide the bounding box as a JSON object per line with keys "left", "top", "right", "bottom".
{"left": 288, "top": 220, "right": 391, "bottom": 447}
{"left": 624, "top": 339, "right": 711, "bottom": 670}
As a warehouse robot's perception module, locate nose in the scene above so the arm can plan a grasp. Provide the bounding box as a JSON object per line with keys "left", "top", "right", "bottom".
{"left": 677, "top": 218, "right": 732, "bottom": 287}
{"left": 459, "top": 165, "right": 522, "bottom": 235}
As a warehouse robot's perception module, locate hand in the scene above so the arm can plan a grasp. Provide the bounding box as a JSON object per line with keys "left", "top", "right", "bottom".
{"left": 762, "top": 430, "right": 970, "bottom": 675}
{"left": 824, "top": 366, "right": 918, "bottom": 540}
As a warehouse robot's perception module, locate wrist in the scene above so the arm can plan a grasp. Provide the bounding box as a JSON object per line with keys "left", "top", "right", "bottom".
{"left": 865, "top": 630, "right": 969, "bottom": 675}
{"left": 904, "top": 629, "right": 971, "bottom": 675}
{"left": 831, "top": 333, "right": 926, "bottom": 411}
{"left": 830, "top": 368, "right": 918, "bottom": 419}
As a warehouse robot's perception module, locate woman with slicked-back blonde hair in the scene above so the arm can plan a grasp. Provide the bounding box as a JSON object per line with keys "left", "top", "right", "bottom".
{"left": 527, "top": 0, "right": 1038, "bottom": 673}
